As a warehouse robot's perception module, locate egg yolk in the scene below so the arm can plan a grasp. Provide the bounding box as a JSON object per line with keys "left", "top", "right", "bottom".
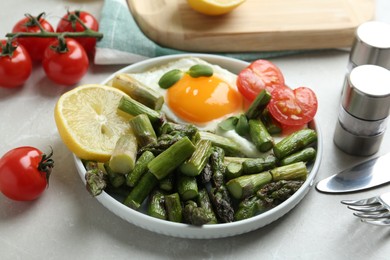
{"left": 167, "top": 74, "right": 243, "bottom": 123}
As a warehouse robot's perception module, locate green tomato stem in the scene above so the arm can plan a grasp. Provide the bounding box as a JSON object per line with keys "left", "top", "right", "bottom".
{"left": 5, "top": 29, "right": 103, "bottom": 40}
{"left": 0, "top": 38, "right": 17, "bottom": 57}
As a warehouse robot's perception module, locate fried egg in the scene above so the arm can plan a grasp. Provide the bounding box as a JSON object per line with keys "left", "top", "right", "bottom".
{"left": 127, "top": 57, "right": 244, "bottom": 131}
{"left": 126, "top": 57, "right": 268, "bottom": 157}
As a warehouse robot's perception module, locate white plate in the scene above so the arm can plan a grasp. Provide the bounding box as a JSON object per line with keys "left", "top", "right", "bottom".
{"left": 74, "top": 54, "right": 323, "bottom": 239}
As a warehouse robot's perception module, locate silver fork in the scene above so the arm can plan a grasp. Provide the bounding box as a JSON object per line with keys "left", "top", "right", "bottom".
{"left": 341, "top": 192, "right": 390, "bottom": 226}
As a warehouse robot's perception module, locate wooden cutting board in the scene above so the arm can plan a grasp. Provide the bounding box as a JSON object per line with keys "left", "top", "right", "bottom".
{"left": 127, "top": 0, "right": 375, "bottom": 52}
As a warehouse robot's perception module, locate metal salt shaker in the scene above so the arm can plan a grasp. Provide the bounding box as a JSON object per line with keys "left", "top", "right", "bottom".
{"left": 347, "top": 21, "right": 390, "bottom": 71}
{"left": 334, "top": 65, "right": 390, "bottom": 156}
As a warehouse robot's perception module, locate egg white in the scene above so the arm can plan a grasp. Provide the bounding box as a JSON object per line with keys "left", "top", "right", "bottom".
{"left": 127, "top": 57, "right": 243, "bottom": 131}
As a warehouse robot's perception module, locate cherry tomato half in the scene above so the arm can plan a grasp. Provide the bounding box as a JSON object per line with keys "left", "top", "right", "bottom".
{"left": 237, "top": 59, "right": 285, "bottom": 102}
{"left": 0, "top": 39, "right": 32, "bottom": 88}
{"left": 42, "top": 38, "right": 89, "bottom": 86}
{"left": 12, "top": 14, "right": 55, "bottom": 61}
{"left": 0, "top": 146, "right": 54, "bottom": 201}
{"left": 56, "top": 11, "right": 99, "bottom": 56}
{"left": 268, "top": 86, "right": 318, "bottom": 126}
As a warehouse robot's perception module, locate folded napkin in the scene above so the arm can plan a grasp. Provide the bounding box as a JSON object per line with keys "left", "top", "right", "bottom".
{"left": 95, "top": 0, "right": 304, "bottom": 65}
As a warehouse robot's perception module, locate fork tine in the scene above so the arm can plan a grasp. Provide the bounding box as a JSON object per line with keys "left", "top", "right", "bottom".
{"left": 361, "top": 218, "right": 390, "bottom": 226}
{"left": 340, "top": 196, "right": 379, "bottom": 206}
{"left": 353, "top": 211, "right": 390, "bottom": 219}
{"left": 347, "top": 204, "right": 387, "bottom": 212}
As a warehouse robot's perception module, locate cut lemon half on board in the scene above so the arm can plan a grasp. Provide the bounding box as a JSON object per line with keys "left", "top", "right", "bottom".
{"left": 187, "top": 0, "right": 246, "bottom": 16}
{"left": 54, "top": 84, "right": 133, "bottom": 162}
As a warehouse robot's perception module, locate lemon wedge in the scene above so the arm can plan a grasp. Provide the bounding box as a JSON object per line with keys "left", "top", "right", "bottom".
{"left": 187, "top": 0, "right": 246, "bottom": 16}
{"left": 54, "top": 84, "right": 133, "bottom": 162}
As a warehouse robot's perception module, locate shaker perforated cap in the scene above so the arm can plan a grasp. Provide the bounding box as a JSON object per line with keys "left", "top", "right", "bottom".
{"left": 341, "top": 65, "right": 390, "bottom": 120}
{"left": 349, "top": 21, "right": 390, "bottom": 69}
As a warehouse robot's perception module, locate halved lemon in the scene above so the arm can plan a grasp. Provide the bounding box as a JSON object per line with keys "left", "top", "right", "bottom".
{"left": 54, "top": 84, "right": 133, "bottom": 162}
{"left": 187, "top": 0, "right": 246, "bottom": 16}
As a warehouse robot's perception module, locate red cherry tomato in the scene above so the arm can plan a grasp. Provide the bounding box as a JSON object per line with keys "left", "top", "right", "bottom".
{"left": 280, "top": 123, "right": 307, "bottom": 136}
{"left": 0, "top": 39, "right": 32, "bottom": 88}
{"left": 12, "top": 14, "right": 55, "bottom": 61}
{"left": 56, "top": 11, "right": 99, "bottom": 56}
{"left": 0, "top": 146, "right": 54, "bottom": 201}
{"left": 237, "top": 59, "right": 285, "bottom": 102}
{"left": 42, "top": 38, "right": 89, "bottom": 86}
{"left": 268, "top": 86, "right": 318, "bottom": 126}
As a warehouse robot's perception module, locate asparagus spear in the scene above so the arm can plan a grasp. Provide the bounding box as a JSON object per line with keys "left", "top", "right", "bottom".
{"left": 124, "top": 171, "right": 158, "bottom": 209}
{"left": 129, "top": 114, "right": 158, "bottom": 148}
{"left": 270, "top": 161, "right": 308, "bottom": 181}
{"left": 126, "top": 150, "right": 155, "bottom": 187}
{"left": 227, "top": 162, "right": 308, "bottom": 200}
{"left": 111, "top": 73, "right": 164, "bottom": 110}
{"left": 242, "top": 154, "right": 277, "bottom": 175}
{"left": 118, "top": 96, "right": 162, "bottom": 124}
{"left": 158, "top": 173, "right": 175, "bottom": 192}
{"left": 249, "top": 119, "right": 274, "bottom": 152}
{"left": 225, "top": 162, "right": 243, "bottom": 180}
{"left": 183, "top": 200, "right": 214, "bottom": 226}
{"left": 273, "top": 128, "right": 317, "bottom": 159}
{"left": 179, "top": 139, "right": 212, "bottom": 177}
{"left": 159, "top": 122, "right": 200, "bottom": 143}
{"left": 109, "top": 134, "right": 138, "bottom": 175}
{"left": 209, "top": 186, "right": 234, "bottom": 223}
{"left": 148, "top": 136, "right": 196, "bottom": 180}
{"left": 104, "top": 162, "right": 126, "bottom": 188}
{"left": 257, "top": 180, "right": 304, "bottom": 203}
{"left": 234, "top": 196, "right": 259, "bottom": 221}
{"left": 280, "top": 147, "right": 316, "bottom": 166}
{"left": 205, "top": 146, "right": 235, "bottom": 222}
{"left": 197, "top": 188, "right": 218, "bottom": 224}
{"left": 177, "top": 174, "right": 198, "bottom": 201}
{"left": 147, "top": 189, "right": 167, "bottom": 220}
{"left": 85, "top": 163, "right": 107, "bottom": 197}
{"left": 165, "top": 192, "right": 183, "bottom": 223}
{"left": 200, "top": 161, "right": 212, "bottom": 184}
{"left": 138, "top": 133, "right": 182, "bottom": 156}
{"left": 210, "top": 146, "right": 226, "bottom": 188}
{"left": 223, "top": 156, "right": 251, "bottom": 165}
{"left": 139, "top": 123, "right": 198, "bottom": 156}
{"left": 235, "top": 179, "right": 304, "bottom": 221}
{"left": 199, "top": 131, "right": 245, "bottom": 157}
{"left": 245, "top": 90, "right": 272, "bottom": 119}
{"left": 226, "top": 171, "right": 272, "bottom": 199}
{"left": 261, "top": 108, "right": 282, "bottom": 135}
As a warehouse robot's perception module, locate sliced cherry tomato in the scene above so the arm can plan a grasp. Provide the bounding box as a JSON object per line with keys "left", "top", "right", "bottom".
{"left": 0, "top": 39, "right": 32, "bottom": 88}
{"left": 237, "top": 59, "right": 285, "bottom": 102}
{"left": 0, "top": 146, "right": 54, "bottom": 201}
{"left": 42, "top": 38, "right": 89, "bottom": 86}
{"left": 268, "top": 86, "right": 318, "bottom": 126}
{"left": 280, "top": 123, "right": 307, "bottom": 136}
{"left": 56, "top": 10, "right": 99, "bottom": 56}
{"left": 12, "top": 13, "right": 55, "bottom": 61}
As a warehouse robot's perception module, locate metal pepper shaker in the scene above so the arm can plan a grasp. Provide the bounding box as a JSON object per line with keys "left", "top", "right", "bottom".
{"left": 334, "top": 65, "right": 390, "bottom": 156}
{"left": 347, "top": 21, "right": 390, "bottom": 71}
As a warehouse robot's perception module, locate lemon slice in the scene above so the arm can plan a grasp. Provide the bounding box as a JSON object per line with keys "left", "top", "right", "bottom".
{"left": 187, "top": 0, "right": 246, "bottom": 16}
{"left": 54, "top": 84, "right": 133, "bottom": 162}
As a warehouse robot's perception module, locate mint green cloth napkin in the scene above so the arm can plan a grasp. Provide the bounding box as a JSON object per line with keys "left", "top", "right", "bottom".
{"left": 94, "top": 0, "right": 303, "bottom": 65}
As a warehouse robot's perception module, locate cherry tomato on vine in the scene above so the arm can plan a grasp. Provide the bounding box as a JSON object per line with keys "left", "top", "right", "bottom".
{"left": 42, "top": 38, "right": 89, "bottom": 86}
{"left": 267, "top": 86, "right": 318, "bottom": 126}
{"left": 0, "top": 39, "right": 32, "bottom": 88}
{"left": 0, "top": 146, "right": 54, "bottom": 201}
{"left": 12, "top": 13, "right": 55, "bottom": 61}
{"left": 56, "top": 10, "right": 99, "bottom": 56}
{"left": 237, "top": 59, "right": 285, "bottom": 102}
